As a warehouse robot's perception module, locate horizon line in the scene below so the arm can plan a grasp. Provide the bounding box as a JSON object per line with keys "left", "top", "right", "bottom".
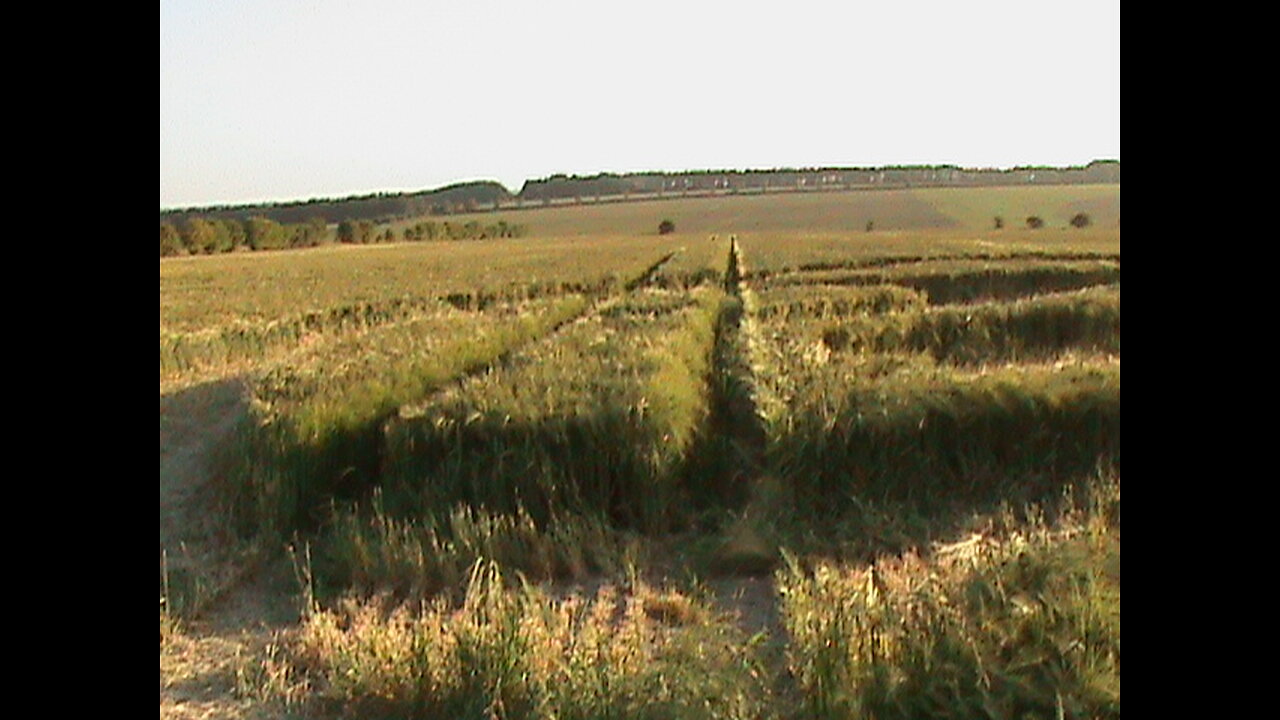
{"left": 160, "top": 158, "right": 1120, "bottom": 213}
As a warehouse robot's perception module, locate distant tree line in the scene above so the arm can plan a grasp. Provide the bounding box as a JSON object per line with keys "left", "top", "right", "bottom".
{"left": 161, "top": 215, "right": 527, "bottom": 257}
{"left": 160, "top": 180, "right": 512, "bottom": 229}
{"left": 519, "top": 160, "right": 1121, "bottom": 201}
{"left": 159, "top": 216, "right": 328, "bottom": 256}
{"left": 335, "top": 219, "right": 527, "bottom": 245}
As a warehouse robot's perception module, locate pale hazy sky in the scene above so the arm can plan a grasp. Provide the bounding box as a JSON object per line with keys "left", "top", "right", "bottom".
{"left": 159, "top": 0, "right": 1120, "bottom": 209}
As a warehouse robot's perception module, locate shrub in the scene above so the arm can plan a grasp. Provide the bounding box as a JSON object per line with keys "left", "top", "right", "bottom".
{"left": 1070, "top": 212, "right": 1092, "bottom": 228}
{"left": 182, "top": 217, "right": 220, "bottom": 254}
{"left": 160, "top": 222, "right": 184, "bottom": 257}
{"left": 1026, "top": 215, "right": 1045, "bottom": 229}
{"left": 246, "top": 216, "right": 289, "bottom": 250}
{"left": 659, "top": 219, "right": 676, "bottom": 235}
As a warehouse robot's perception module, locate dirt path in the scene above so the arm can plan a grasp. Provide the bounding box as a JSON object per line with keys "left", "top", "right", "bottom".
{"left": 161, "top": 380, "right": 300, "bottom": 720}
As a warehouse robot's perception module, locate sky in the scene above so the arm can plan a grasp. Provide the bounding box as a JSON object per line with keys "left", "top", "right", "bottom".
{"left": 159, "top": 0, "right": 1120, "bottom": 209}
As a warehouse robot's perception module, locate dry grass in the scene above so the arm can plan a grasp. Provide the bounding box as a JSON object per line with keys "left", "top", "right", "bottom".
{"left": 779, "top": 477, "right": 1120, "bottom": 720}
{"left": 267, "top": 562, "right": 769, "bottom": 719}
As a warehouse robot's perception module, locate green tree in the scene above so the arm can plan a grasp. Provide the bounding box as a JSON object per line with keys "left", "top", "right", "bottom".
{"left": 337, "top": 219, "right": 374, "bottom": 244}
{"left": 160, "top": 222, "right": 183, "bottom": 256}
{"left": 209, "top": 221, "right": 234, "bottom": 252}
{"left": 182, "top": 217, "right": 225, "bottom": 254}
{"left": 246, "top": 216, "right": 287, "bottom": 250}
{"left": 305, "top": 216, "right": 329, "bottom": 246}
{"left": 337, "top": 219, "right": 357, "bottom": 244}
{"left": 286, "top": 217, "right": 327, "bottom": 248}
{"left": 221, "top": 219, "right": 248, "bottom": 250}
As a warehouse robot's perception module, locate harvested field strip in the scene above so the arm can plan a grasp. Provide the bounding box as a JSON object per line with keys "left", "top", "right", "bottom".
{"left": 250, "top": 298, "right": 588, "bottom": 417}
{"left": 740, "top": 228, "right": 1120, "bottom": 278}
{"left": 649, "top": 238, "right": 729, "bottom": 290}
{"left": 822, "top": 285, "right": 1121, "bottom": 364}
{"left": 161, "top": 257, "right": 672, "bottom": 389}
{"left": 443, "top": 248, "right": 681, "bottom": 310}
{"left": 751, "top": 250, "right": 1120, "bottom": 281}
{"left": 771, "top": 361, "right": 1120, "bottom": 513}
{"left": 160, "top": 235, "right": 695, "bottom": 333}
{"left": 383, "top": 287, "right": 722, "bottom": 533}
{"left": 763, "top": 260, "right": 1120, "bottom": 305}
{"left": 438, "top": 276, "right": 619, "bottom": 311}
{"left": 755, "top": 284, "right": 927, "bottom": 321}
{"left": 160, "top": 296, "right": 451, "bottom": 390}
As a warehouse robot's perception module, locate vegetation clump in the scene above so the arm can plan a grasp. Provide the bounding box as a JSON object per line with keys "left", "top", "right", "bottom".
{"left": 284, "top": 562, "right": 768, "bottom": 719}
{"left": 780, "top": 478, "right": 1121, "bottom": 720}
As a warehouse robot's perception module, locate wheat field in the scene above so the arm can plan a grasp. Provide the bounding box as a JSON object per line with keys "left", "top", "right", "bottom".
{"left": 161, "top": 184, "right": 1119, "bottom": 719}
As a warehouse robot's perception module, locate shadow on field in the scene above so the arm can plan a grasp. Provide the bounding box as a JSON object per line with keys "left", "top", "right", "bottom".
{"left": 160, "top": 378, "right": 252, "bottom": 552}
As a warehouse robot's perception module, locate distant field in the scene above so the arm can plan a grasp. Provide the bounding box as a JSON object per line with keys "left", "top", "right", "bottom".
{"left": 738, "top": 227, "right": 1119, "bottom": 276}
{"left": 412, "top": 183, "right": 1119, "bottom": 236}
{"left": 415, "top": 188, "right": 950, "bottom": 236}
{"left": 160, "top": 235, "right": 687, "bottom": 333}
{"left": 161, "top": 185, "right": 1121, "bottom": 333}
{"left": 919, "top": 184, "right": 1121, "bottom": 229}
